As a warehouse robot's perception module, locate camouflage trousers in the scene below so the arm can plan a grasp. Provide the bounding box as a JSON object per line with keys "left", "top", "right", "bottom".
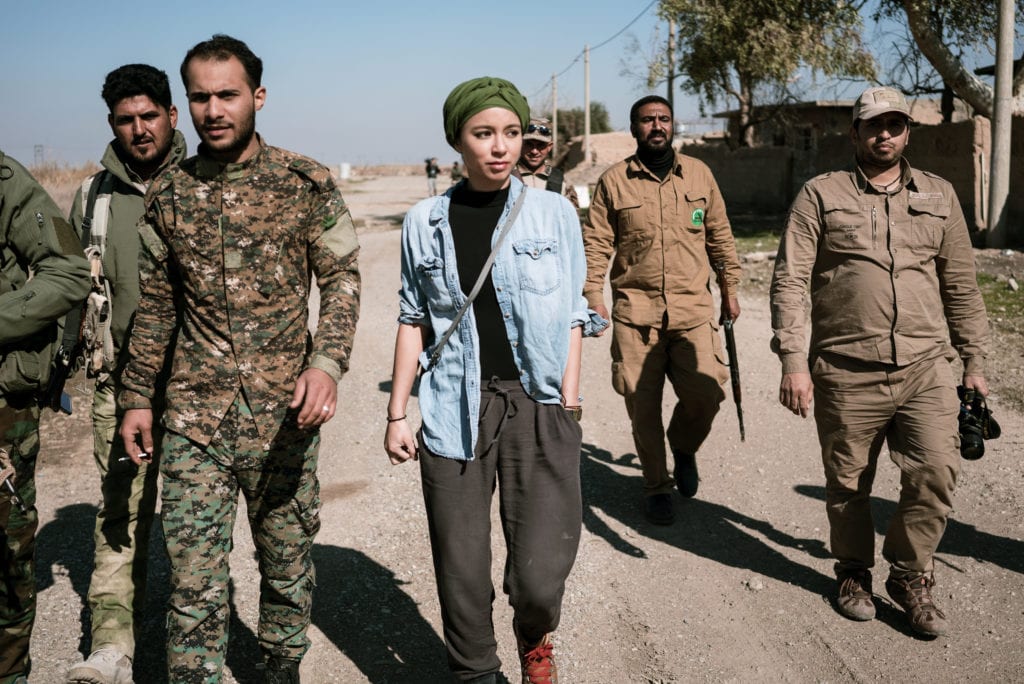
{"left": 0, "top": 395, "right": 40, "bottom": 683}
{"left": 86, "top": 378, "right": 160, "bottom": 658}
{"left": 160, "top": 395, "right": 321, "bottom": 683}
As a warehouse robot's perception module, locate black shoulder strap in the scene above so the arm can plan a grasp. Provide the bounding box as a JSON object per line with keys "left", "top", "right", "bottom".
{"left": 545, "top": 167, "right": 564, "bottom": 194}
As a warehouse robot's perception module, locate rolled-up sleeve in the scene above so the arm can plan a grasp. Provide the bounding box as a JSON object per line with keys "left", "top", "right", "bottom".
{"left": 397, "top": 211, "right": 429, "bottom": 326}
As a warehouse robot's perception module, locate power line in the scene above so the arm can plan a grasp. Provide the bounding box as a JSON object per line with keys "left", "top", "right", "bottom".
{"left": 528, "top": 0, "right": 660, "bottom": 100}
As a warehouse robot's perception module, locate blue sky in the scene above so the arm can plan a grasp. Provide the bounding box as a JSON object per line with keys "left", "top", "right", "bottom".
{"left": 0, "top": 1, "right": 1013, "bottom": 167}
{"left": 1, "top": 0, "right": 676, "bottom": 166}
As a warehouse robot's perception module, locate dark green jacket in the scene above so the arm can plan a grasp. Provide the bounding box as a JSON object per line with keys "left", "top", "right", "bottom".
{"left": 0, "top": 151, "right": 90, "bottom": 395}
{"left": 69, "top": 131, "right": 187, "bottom": 367}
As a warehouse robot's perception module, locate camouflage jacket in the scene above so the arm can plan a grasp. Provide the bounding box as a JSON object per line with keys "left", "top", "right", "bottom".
{"left": 119, "top": 139, "right": 361, "bottom": 446}
{"left": 1, "top": 150, "right": 90, "bottom": 397}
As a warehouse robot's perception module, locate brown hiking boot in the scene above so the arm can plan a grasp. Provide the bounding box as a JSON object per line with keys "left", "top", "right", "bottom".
{"left": 885, "top": 573, "right": 949, "bottom": 637}
{"left": 515, "top": 621, "right": 558, "bottom": 684}
{"left": 836, "top": 569, "right": 875, "bottom": 621}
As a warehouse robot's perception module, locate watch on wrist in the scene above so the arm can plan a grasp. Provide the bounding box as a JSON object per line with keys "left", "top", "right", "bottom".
{"left": 564, "top": 405, "right": 583, "bottom": 422}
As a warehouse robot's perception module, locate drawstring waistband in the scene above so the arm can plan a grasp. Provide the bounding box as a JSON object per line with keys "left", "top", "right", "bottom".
{"left": 477, "top": 377, "right": 520, "bottom": 457}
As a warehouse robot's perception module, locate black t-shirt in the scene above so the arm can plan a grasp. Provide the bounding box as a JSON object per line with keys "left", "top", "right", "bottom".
{"left": 448, "top": 184, "right": 518, "bottom": 381}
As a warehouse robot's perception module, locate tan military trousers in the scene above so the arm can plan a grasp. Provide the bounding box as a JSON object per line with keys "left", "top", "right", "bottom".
{"left": 611, "top": 319, "right": 727, "bottom": 495}
{"left": 812, "top": 353, "right": 960, "bottom": 577}
{"left": 86, "top": 378, "right": 160, "bottom": 658}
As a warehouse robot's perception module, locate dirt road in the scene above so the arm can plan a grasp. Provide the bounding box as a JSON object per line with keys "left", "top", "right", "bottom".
{"left": 31, "top": 175, "right": 1024, "bottom": 682}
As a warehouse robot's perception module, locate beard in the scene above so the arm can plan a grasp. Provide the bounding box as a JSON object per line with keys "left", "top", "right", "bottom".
{"left": 636, "top": 130, "right": 672, "bottom": 154}
{"left": 199, "top": 110, "right": 257, "bottom": 160}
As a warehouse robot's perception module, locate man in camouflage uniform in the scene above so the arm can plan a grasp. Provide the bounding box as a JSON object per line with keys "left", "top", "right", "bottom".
{"left": 66, "top": 64, "right": 187, "bottom": 684}
{"left": 118, "top": 35, "right": 360, "bottom": 683}
{"left": 1, "top": 151, "right": 90, "bottom": 684}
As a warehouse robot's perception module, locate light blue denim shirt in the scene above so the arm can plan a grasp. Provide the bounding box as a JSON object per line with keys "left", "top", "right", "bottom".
{"left": 398, "top": 176, "right": 607, "bottom": 460}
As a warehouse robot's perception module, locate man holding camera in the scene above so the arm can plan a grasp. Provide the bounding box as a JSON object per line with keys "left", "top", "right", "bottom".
{"left": 769, "top": 86, "right": 989, "bottom": 637}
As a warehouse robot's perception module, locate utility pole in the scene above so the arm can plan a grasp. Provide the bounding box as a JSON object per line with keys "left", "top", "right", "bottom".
{"left": 552, "top": 73, "right": 559, "bottom": 161}
{"left": 987, "top": 0, "right": 1014, "bottom": 247}
{"left": 667, "top": 18, "right": 676, "bottom": 114}
{"left": 584, "top": 44, "right": 591, "bottom": 164}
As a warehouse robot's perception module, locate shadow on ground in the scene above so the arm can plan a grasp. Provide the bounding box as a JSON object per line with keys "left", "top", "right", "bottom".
{"left": 311, "top": 545, "right": 448, "bottom": 682}
{"left": 580, "top": 443, "right": 834, "bottom": 598}
{"left": 794, "top": 484, "right": 1024, "bottom": 576}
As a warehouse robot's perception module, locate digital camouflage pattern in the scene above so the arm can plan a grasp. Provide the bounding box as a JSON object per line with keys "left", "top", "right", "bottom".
{"left": 160, "top": 396, "right": 319, "bottom": 681}
{"left": 1, "top": 151, "right": 89, "bottom": 683}
{"left": 118, "top": 139, "right": 359, "bottom": 680}
{"left": 120, "top": 139, "right": 361, "bottom": 447}
{"left": 0, "top": 398, "right": 39, "bottom": 683}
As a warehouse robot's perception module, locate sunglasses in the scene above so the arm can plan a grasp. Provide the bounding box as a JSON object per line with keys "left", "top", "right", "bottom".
{"left": 526, "top": 124, "right": 552, "bottom": 137}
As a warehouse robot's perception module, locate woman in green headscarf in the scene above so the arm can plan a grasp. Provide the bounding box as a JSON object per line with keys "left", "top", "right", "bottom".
{"left": 385, "top": 77, "right": 605, "bottom": 683}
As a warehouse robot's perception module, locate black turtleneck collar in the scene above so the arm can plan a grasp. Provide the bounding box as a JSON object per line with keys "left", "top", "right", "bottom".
{"left": 636, "top": 145, "right": 675, "bottom": 181}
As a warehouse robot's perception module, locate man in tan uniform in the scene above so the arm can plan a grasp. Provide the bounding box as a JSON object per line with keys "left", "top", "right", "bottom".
{"left": 770, "top": 86, "right": 989, "bottom": 637}
{"left": 584, "top": 95, "right": 740, "bottom": 525}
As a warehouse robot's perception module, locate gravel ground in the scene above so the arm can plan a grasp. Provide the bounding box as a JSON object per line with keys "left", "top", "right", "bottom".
{"left": 29, "top": 175, "right": 1024, "bottom": 683}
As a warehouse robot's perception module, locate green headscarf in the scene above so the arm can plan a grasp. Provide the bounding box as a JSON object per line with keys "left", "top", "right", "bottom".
{"left": 443, "top": 77, "right": 530, "bottom": 148}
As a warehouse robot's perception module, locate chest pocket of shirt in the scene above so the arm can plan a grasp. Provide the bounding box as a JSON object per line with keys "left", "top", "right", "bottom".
{"left": 512, "top": 238, "right": 560, "bottom": 295}
{"left": 614, "top": 200, "right": 645, "bottom": 239}
{"left": 684, "top": 191, "right": 708, "bottom": 234}
{"left": 417, "top": 256, "right": 455, "bottom": 313}
{"left": 256, "top": 234, "right": 307, "bottom": 299}
{"left": 906, "top": 198, "right": 948, "bottom": 254}
{"left": 823, "top": 204, "right": 874, "bottom": 252}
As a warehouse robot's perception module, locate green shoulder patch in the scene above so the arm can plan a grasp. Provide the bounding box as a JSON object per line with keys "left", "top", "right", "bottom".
{"left": 321, "top": 209, "right": 359, "bottom": 259}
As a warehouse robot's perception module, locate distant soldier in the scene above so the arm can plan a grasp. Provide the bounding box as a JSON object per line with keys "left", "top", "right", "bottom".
{"left": 516, "top": 117, "right": 578, "bottom": 208}
{"left": 118, "top": 35, "right": 360, "bottom": 682}
{"left": 770, "top": 86, "right": 989, "bottom": 637}
{"left": 450, "top": 159, "right": 463, "bottom": 186}
{"left": 426, "top": 156, "right": 440, "bottom": 195}
{"left": 1, "top": 151, "right": 90, "bottom": 683}
{"left": 65, "top": 64, "right": 187, "bottom": 684}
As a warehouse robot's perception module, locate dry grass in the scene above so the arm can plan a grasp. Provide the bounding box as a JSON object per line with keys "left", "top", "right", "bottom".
{"left": 30, "top": 161, "right": 101, "bottom": 216}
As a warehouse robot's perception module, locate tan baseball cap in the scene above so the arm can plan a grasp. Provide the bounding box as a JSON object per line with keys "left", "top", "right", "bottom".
{"left": 524, "top": 117, "right": 554, "bottom": 143}
{"left": 852, "top": 86, "right": 914, "bottom": 123}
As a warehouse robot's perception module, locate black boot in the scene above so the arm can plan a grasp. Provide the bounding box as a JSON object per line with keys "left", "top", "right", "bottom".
{"left": 263, "top": 656, "right": 300, "bottom": 684}
{"left": 673, "top": 450, "right": 699, "bottom": 498}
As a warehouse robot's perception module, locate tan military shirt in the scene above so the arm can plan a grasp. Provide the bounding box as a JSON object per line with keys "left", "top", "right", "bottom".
{"left": 583, "top": 152, "right": 741, "bottom": 329}
{"left": 770, "top": 160, "right": 988, "bottom": 375}
{"left": 120, "top": 140, "right": 361, "bottom": 446}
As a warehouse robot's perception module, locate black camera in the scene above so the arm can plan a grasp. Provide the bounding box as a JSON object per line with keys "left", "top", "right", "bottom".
{"left": 957, "top": 385, "right": 1001, "bottom": 460}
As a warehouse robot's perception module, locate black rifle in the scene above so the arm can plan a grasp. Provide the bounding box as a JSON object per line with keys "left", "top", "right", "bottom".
{"left": 715, "top": 261, "right": 745, "bottom": 441}
{"left": 40, "top": 342, "right": 75, "bottom": 414}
